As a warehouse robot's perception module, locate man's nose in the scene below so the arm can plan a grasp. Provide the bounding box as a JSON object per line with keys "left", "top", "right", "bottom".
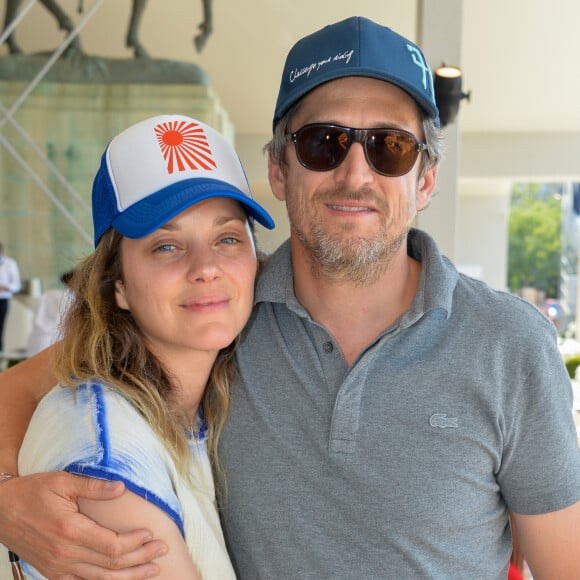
{"left": 332, "top": 141, "right": 375, "bottom": 187}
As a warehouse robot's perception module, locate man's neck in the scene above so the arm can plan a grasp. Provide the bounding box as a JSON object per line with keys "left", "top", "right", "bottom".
{"left": 291, "top": 238, "right": 422, "bottom": 366}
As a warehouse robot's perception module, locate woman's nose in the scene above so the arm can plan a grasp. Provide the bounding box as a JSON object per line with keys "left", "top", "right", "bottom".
{"left": 186, "top": 247, "right": 222, "bottom": 282}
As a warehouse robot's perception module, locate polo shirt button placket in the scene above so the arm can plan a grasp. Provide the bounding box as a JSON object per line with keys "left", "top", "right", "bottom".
{"left": 323, "top": 341, "right": 334, "bottom": 353}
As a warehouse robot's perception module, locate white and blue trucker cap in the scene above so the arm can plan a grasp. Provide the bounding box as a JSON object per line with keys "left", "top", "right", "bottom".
{"left": 273, "top": 16, "right": 439, "bottom": 129}
{"left": 92, "top": 115, "right": 275, "bottom": 247}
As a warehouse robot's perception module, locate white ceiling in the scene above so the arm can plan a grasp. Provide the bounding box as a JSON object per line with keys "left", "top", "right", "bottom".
{"left": 5, "top": 0, "right": 580, "bottom": 136}
{"left": 3, "top": 0, "right": 580, "bottom": 185}
{"left": 160, "top": 0, "right": 580, "bottom": 136}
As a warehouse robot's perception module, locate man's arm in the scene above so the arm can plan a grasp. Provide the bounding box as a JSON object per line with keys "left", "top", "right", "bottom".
{"left": 0, "top": 347, "right": 167, "bottom": 579}
{"left": 0, "top": 347, "right": 55, "bottom": 473}
{"left": 511, "top": 501, "right": 580, "bottom": 579}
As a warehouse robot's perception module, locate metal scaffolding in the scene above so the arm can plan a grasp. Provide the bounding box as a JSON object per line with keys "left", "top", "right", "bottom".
{"left": 0, "top": 0, "right": 105, "bottom": 245}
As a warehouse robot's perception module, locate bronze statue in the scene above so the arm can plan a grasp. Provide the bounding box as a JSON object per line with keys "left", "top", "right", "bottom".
{"left": 2, "top": 0, "right": 213, "bottom": 58}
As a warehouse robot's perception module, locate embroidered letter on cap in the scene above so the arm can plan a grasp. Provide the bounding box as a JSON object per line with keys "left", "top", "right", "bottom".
{"left": 406, "top": 44, "right": 435, "bottom": 98}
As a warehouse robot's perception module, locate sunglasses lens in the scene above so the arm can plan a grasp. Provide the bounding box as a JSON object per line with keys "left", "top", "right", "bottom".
{"left": 367, "top": 131, "right": 420, "bottom": 176}
{"left": 294, "top": 126, "right": 348, "bottom": 171}
{"left": 291, "top": 125, "right": 424, "bottom": 177}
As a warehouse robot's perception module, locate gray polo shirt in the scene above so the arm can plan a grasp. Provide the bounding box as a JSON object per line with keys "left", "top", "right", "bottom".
{"left": 219, "top": 228, "right": 580, "bottom": 579}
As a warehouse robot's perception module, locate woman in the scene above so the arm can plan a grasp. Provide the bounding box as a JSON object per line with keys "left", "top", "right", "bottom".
{"left": 3, "top": 114, "right": 274, "bottom": 579}
{"left": 26, "top": 270, "right": 75, "bottom": 357}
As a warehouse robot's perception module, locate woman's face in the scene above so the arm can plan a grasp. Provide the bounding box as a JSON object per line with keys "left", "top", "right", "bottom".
{"left": 115, "top": 197, "right": 258, "bottom": 364}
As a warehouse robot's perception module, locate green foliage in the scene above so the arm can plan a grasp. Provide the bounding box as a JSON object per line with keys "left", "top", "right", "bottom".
{"left": 507, "top": 184, "right": 562, "bottom": 296}
{"left": 564, "top": 354, "right": 580, "bottom": 379}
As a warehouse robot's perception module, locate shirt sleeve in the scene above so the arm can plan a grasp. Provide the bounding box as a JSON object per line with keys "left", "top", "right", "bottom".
{"left": 18, "top": 382, "right": 185, "bottom": 535}
{"left": 498, "top": 327, "right": 580, "bottom": 514}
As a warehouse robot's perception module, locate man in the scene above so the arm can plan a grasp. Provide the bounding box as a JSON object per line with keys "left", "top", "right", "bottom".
{"left": 0, "top": 241, "right": 21, "bottom": 354}
{"left": 1, "top": 16, "right": 580, "bottom": 579}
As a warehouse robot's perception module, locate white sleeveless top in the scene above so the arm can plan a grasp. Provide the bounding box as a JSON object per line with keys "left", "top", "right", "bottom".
{"left": 1, "top": 381, "right": 235, "bottom": 579}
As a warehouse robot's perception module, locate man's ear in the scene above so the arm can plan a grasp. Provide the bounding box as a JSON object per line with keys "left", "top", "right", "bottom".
{"left": 416, "top": 163, "right": 438, "bottom": 211}
{"left": 114, "top": 280, "right": 130, "bottom": 311}
{"left": 268, "top": 157, "right": 287, "bottom": 201}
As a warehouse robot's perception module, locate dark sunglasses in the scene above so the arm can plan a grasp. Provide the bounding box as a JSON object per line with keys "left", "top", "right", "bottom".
{"left": 286, "top": 123, "right": 428, "bottom": 177}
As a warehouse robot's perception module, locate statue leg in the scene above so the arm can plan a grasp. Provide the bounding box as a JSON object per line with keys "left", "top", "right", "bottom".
{"left": 3, "top": 0, "right": 23, "bottom": 54}
{"left": 126, "top": 0, "right": 149, "bottom": 58}
{"left": 38, "top": 0, "right": 82, "bottom": 52}
{"left": 194, "top": 0, "right": 213, "bottom": 52}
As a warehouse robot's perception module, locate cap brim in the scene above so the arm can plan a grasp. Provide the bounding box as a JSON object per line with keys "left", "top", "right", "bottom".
{"left": 112, "top": 177, "right": 275, "bottom": 239}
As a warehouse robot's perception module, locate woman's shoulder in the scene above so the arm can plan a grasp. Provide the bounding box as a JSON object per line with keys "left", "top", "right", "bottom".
{"left": 22, "top": 380, "right": 164, "bottom": 474}
{"left": 39, "top": 380, "right": 144, "bottom": 417}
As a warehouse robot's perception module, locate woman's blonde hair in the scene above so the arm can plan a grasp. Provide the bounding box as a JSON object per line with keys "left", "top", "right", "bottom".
{"left": 53, "top": 227, "right": 240, "bottom": 491}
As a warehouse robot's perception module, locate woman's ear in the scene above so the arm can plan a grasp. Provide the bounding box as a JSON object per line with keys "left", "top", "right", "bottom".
{"left": 115, "top": 280, "right": 130, "bottom": 311}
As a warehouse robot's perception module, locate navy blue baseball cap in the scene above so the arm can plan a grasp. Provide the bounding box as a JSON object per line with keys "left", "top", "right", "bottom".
{"left": 273, "top": 16, "right": 439, "bottom": 129}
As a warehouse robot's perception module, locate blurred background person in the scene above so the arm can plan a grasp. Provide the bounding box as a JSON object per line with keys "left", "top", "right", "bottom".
{"left": 0, "top": 242, "right": 21, "bottom": 354}
{"left": 26, "top": 270, "right": 75, "bottom": 358}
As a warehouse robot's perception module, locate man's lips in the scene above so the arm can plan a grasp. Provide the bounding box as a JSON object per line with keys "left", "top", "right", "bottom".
{"left": 326, "top": 201, "right": 376, "bottom": 213}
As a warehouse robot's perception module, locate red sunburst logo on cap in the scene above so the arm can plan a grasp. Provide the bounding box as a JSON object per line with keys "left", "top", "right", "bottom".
{"left": 154, "top": 120, "right": 217, "bottom": 174}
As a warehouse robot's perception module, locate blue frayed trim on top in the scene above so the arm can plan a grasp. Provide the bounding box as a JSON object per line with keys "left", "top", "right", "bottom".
{"left": 66, "top": 382, "right": 185, "bottom": 537}
{"left": 64, "top": 464, "right": 185, "bottom": 537}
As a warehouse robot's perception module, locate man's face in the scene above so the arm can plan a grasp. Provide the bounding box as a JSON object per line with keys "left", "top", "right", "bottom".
{"left": 269, "top": 77, "right": 437, "bottom": 284}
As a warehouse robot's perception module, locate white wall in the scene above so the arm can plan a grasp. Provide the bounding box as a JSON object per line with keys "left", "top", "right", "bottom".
{"left": 456, "top": 179, "right": 512, "bottom": 290}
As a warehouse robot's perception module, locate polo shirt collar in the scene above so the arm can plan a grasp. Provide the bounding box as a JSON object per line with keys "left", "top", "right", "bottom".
{"left": 255, "top": 229, "right": 458, "bottom": 323}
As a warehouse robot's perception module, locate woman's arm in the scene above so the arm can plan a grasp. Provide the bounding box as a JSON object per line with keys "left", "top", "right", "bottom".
{"left": 0, "top": 347, "right": 167, "bottom": 578}
{"left": 1, "top": 472, "right": 166, "bottom": 578}
{"left": 78, "top": 490, "right": 201, "bottom": 579}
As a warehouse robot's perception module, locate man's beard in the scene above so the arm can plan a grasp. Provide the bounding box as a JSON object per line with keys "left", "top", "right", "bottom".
{"left": 288, "top": 188, "right": 414, "bottom": 286}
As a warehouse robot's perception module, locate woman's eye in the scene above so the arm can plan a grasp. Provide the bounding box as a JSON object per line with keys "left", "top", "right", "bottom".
{"left": 219, "top": 236, "right": 241, "bottom": 245}
{"left": 154, "top": 243, "right": 177, "bottom": 253}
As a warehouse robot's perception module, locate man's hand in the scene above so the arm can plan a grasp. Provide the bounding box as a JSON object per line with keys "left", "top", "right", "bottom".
{"left": 0, "top": 471, "right": 167, "bottom": 579}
